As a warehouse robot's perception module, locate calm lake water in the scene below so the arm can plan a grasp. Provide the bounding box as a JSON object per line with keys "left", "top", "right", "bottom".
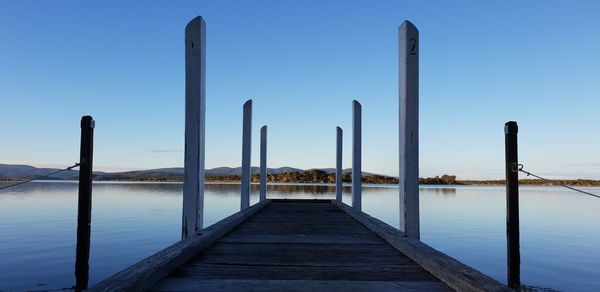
{"left": 0, "top": 182, "right": 598, "bottom": 291}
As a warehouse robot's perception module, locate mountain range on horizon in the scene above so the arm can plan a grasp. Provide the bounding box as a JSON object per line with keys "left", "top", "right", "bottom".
{"left": 0, "top": 163, "right": 381, "bottom": 181}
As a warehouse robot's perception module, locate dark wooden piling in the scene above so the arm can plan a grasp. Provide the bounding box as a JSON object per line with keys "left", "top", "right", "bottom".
{"left": 504, "top": 121, "right": 520, "bottom": 289}
{"left": 75, "top": 115, "right": 95, "bottom": 291}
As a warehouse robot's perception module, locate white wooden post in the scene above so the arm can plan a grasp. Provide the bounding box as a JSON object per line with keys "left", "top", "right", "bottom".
{"left": 260, "top": 125, "right": 267, "bottom": 201}
{"left": 336, "top": 126, "right": 343, "bottom": 203}
{"left": 352, "top": 100, "right": 362, "bottom": 211}
{"left": 399, "top": 21, "right": 420, "bottom": 239}
{"left": 182, "top": 16, "right": 206, "bottom": 239}
{"left": 241, "top": 99, "right": 252, "bottom": 209}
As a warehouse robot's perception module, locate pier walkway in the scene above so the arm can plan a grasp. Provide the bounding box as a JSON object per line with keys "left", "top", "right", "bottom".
{"left": 89, "top": 199, "right": 509, "bottom": 292}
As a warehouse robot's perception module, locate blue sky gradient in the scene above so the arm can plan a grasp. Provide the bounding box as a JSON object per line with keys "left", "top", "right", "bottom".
{"left": 1, "top": 1, "right": 599, "bottom": 179}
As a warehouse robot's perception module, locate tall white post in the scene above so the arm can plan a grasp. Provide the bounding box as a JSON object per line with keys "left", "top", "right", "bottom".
{"left": 399, "top": 21, "right": 420, "bottom": 239}
{"left": 260, "top": 125, "right": 267, "bottom": 201}
{"left": 182, "top": 16, "right": 206, "bottom": 239}
{"left": 241, "top": 99, "right": 252, "bottom": 209}
{"left": 352, "top": 100, "right": 362, "bottom": 211}
{"left": 336, "top": 126, "right": 343, "bottom": 203}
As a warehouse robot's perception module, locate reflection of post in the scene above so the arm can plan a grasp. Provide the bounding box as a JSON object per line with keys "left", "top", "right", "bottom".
{"left": 352, "top": 100, "right": 362, "bottom": 211}
{"left": 399, "top": 21, "right": 420, "bottom": 239}
{"left": 260, "top": 125, "right": 267, "bottom": 201}
{"left": 75, "top": 116, "right": 94, "bottom": 292}
{"left": 182, "top": 16, "right": 206, "bottom": 238}
{"left": 505, "top": 121, "right": 520, "bottom": 289}
{"left": 336, "top": 127, "right": 343, "bottom": 203}
{"left": 241, "top": 100, "right": 253, "bottom": 209}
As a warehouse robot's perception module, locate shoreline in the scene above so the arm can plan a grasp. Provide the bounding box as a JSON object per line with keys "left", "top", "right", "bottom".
{"left": 3, "top": 178, "right": 600, "bottom": 187}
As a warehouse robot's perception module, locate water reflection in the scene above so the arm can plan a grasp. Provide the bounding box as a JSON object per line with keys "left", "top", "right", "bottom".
{"left": 426, "top": 187, "right": 457, "bottom": 196}
{"left": 0, "top": 182, "right": 598, "bottom": 291}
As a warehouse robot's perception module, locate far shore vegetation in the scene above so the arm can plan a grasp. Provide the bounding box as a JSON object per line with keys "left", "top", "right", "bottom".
{"left": 3, "top": 170, "right": 600, "bottom": 186}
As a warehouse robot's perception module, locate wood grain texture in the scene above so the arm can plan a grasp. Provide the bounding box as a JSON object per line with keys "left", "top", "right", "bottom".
{"left": 398, "top": 20, "right": 420, "bottom": 239}
{"left": 92, "top": 199, "right": 505, "bottom": 291}
{"left": 87, "top": 200, "right": 270, "bottom": 292}
{"left": 240, "top": 99, "right": 252, "bottom": 209}
{"left": 153, "top": 279, "right": 450, "bottom": 292}
{"left": 260, "top": 125, "right": 267, "bottom": 201}
{"left": 333, "top": 200, "right": 510, "bottom": 292}
{"left": 154, "top": 200, "right": 449, "bottom": 291}
{"left": 336, "top": 126, "right": 343, "bottom": 203}
{"left": 352, "top": 100, "right": 362, "bottom": 211}
{"left": 182, "top": 15, "right": 206, "bottom": 236}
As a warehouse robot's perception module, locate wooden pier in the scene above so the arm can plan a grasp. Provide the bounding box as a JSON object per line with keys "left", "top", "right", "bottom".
{"left": 89, "top": 199, "right": 509, "bottom": 291}
{"left": 83, "top": 16, "right": 511, "bottom": 292}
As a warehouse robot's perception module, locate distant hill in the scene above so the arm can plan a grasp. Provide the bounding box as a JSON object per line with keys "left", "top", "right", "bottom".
{"left": 6, "top": 163, "right": 598, "bottom": 186}
{"left": 0, "top": 163, "right": 108, "bottom": 180}
{"left": 310, "top": 168, "right": 377, "bottom": 176}
{"left": 0, "top": 164, "right": 379, "bottom": 182}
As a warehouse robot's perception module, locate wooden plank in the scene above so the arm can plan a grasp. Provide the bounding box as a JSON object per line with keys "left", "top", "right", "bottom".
{"left": 269, "top": 199, "right": 332, "bottom": 204}
{"left": 219, "top": 234, "right": 382, "bottom": 244}
{"left": 333, "top": 200, "right": 510, "bottom": 292}
{"left": 182, "top": 16, "right": 206, "bottom": 237}
{"left": 153, "top": 279, "right": 451, "bottom": 292}
{"left": 87, "top": 200, "right": 270, "bottom": 292}
{"left": 189, "top": 242, "right": 417, "bottom": 267}
{"left": 153, "top": 200, "right": 450, "bottom": 291}
{"left": 220, "top": 201, "right": 384, "bottom": 244}
{"left": 223, "top": 224, "right": 382, "bottom": 239}
{"left": 169, "top": 263, "right": 439, "bottom": 282}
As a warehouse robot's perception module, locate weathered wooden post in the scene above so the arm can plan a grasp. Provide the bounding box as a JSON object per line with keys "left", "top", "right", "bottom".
{"left": 336, "top": 126, "right": 343, "bottom": 203}
{"left": 352, "top": 100, "right": 362, "bottom": 211}
{"left": 75, "top": 115, "right": 94, "bottom": 292}
{"left": 505, "top": 121, "right": 520, "bottom": 289}
{"left": 260, "top": 125, "right": 267, "bottom": 201}
{"left": 399, "top": 20, "right": 420, "bottom": 239}
{"left": 182, "top": 16, "right": 206, "bottom": 239}
{"left": 241, "top": 100, "right": 252, "bottom": 209}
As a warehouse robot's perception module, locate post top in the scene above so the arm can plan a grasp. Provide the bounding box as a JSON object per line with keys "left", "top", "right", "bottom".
{"left": 352, "top": 99, "right": 362, "bottom": 107}
{"left": 186, "top": 16, "right": 206, "bottom": 31}
{"left": 243, "top": 99, "right": 252, "bottom": 107}
{"left": 504, "top": 121, "right": 518, "bottom": 134}
{"left": 81, "top": 115, "right": 95, "bottom": 128}
{"left": 399, "top": 20, "right": 418, "bottom": 32}
{"left": 261, "top": 125, "right": 267, "bottom": 130}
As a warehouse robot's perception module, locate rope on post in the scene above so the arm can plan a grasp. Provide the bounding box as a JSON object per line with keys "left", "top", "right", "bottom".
{"left": 0, "top": 163, "right": 80, "bottom": 191}
{"left": 513, "top": 163, "right": 600, "bottom": 199}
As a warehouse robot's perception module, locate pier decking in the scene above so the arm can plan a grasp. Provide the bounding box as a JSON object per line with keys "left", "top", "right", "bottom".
{"left": 89, "top": 200, "right": 509, "bottom": 291}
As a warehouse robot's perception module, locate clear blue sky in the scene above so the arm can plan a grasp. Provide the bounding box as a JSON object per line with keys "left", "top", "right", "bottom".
{"left": 1, "top": 0, "right": 599, "bottom": 179}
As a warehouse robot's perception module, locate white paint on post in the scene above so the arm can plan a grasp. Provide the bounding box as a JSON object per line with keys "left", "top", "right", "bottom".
{"left": 399, "top": 21, "right": 420, "bottom": 239}
{"left": 336, "top": 126, "right": 343, "bottom": 203}
{"left": 182, "top": 16, "right": 206, "bottom": 239}
{"left": 352, "top": 100, "right": 362, "bottom": 211}
{"left": 260, "top": 125, "right": 267, "bottom": 201}
{"left": 241, "top": 100, "right": 252, "bottom": 210}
